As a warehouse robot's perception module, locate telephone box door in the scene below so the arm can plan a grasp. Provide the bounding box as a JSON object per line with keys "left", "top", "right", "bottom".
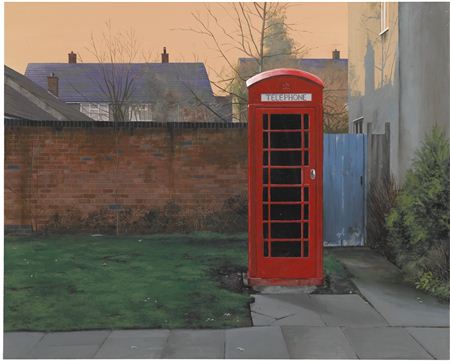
{"left": 252, "top": 107, "right": 321, "bottom": 279}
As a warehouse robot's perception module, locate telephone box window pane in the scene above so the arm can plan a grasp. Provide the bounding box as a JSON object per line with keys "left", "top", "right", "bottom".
{"left": 303, "top": 222, "right": 309, "bottom": 238}
{"left": 304, "top": 132, "right": 309, "bottom": 148}
{"left": 271, "top": 187, "right": 301, "bottom": 202}
{"left": 303, "top": 241, "right": 309, "bottom": 257}
{"left": 263, "top": 187, "right": 268, "bottom": 201}
{"left": 263, "top": 114, "right": 268, "bottom": 130}
{"left": 263, "top": 223, "right": 268, "bottom": 238}
{"left": 263, "top": 168, "right": 268, "bottom": 184}
{"left": 304, "top": 114, "right": 309, "bottom": 129}
{"left": 270, "top": 132, "right": 301, "bottom": 148}
{"left": 271, "top": 242, "right": 301, "bottom": 257}
{"left": 271, "top": 223, "right": 301, "bottom": 238}
{"left": 270, "top": 168, "right": 302, "bottom": 184}
{"left": 303, "top": 204, "right": 309, "bottom": 220}
{"left": 271, "top": 204, "right": 301, "bottom": 220}
{"left": 304, "top": 151, "right": 309, "bottom": 165}
{"left": 264, "top": 241, "right": 269, "bottom": 257}
{"left": 263, "top": 132, "right": 268, "bottom": 148}
{"left": 263, "top": 151, "right": 268, "bottom": 165}
{"left": 263, "top": 204, "right": 268, "bottom": 220}
{"left": 304, "top": 187, "right": 309, "bottom": 202}
{"left": 270, "top": 114, "right": 301, "bottom": 130}
{"left": 271, "top": 151, "right": 301, "bottom": 166}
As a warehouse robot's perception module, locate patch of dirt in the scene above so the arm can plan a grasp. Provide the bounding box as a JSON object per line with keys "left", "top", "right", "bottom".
{"left": 209, "top": 263, "right": 250, "bottom": 293}
{"left": 216, "top": 266, "right": 244, "bottom": 293}
{"left": 102, "top": 253, "right": 141, "bottom": 263}
{"left": 183, "top": 311, "right": 202, "bottom": 326}
{"left": 312, "top": 265, "right": 360, "bottom": 295}
{"left": 7, "top": 286, "right": 33, "bottom": 292}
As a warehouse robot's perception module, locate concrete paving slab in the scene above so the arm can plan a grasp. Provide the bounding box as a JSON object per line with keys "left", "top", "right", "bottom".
{"left": 161, "top": 330, "right": 224, "bottom": 358}
{"left": 268, "top": 294, "right": 325, "bottom": 326}
{"left": 26, "top": 344, "right": 101, "bottom": 359}
{"left": 23, "top": 330, "right": 111, "bottom": 359}
{"left": 3, "top": 332, "right": 45, "bottom": 359}
{"left": 250, "top": 293, "right": 324, "bottom": 326}
{"left": 225, "top": 326, "right": 289, "bottom": 359}
{"left": 352, "top": 278, "right": 450, "bottom": 327}
{"left": 406, "top": 327, "right": 450, "bottom": 359}
{"left": 94, "top": 329, "right": 169, "bottom": 359}
{"left": 38, "top": 330, "right": 110, "bottom": 346}
{"left": 250, "top": 294, "right": 303, "bottom": 319}
{"left": 310, "top": 294, "right": 388, "bottom": 327}
{"left": 333, "top": 248, "right": 449, "bottom": 327}
{"left": 282, "top": 326, "right": 357, "bottom": 359}
{"left": 272, "top": 312, "right": 325, "bottom": 326}
{"left": 267, "top": 292, "right": 317, "bottom": 306}
{"left": 253, "top": 285, "right": 316, "bottom": 294}
{"left": 343, "top": 327, "right": 432, "bottom": 359}
{"left": 251, "top": 312, "right": 276, "bottom": 326}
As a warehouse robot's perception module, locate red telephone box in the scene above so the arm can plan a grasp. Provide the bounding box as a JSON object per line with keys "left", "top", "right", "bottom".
{"left": 247, "top": 68, "right": 324, "bottom": 286}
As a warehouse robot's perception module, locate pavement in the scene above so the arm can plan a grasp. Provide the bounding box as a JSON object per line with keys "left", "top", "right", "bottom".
{"left": 4, "top": 248, "right": 449, "bottom": 359}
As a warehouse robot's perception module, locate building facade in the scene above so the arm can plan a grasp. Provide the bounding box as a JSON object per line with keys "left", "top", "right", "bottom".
{"left": 348, "top": 2, "right": 450, "bottom": 182}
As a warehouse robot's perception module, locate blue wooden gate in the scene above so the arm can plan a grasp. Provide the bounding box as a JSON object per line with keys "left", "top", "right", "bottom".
{"left": 323, "top": 134, "right": 366, "bottom": 246}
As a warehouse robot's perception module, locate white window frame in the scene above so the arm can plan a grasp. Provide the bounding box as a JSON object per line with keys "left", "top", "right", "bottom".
{"left": 80, "top": 103, "right": 110, "bottom": 121}
{"left": 129, "top": 103, "right": 153, "bottom": 121}
{"left": 379, "top": 2, "right": 389, "bottom": 36}
{"left": 353, "top": 117, "right": 364, "bottom": 134}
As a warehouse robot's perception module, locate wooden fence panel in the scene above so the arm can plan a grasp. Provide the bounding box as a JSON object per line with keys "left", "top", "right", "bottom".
{"left": 323, "top": 134, "right": 366, "bottom": 246}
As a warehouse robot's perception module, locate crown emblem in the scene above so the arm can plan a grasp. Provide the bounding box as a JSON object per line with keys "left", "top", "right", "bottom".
{"left": 281, "top": 82, "right": 291, "bottom": 91}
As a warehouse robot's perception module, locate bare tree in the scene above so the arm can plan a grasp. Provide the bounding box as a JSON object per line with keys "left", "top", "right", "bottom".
{"left": 80, "top": 21, "right": 143, "bottom": 235}
{"left": 321, "top": 64, "right": 349, "bottom": 133}
{"left": 180, "top": 3, "right": 306, "bottom": 122}
{"left": 84, "top": 20, "right": 140, "bottom": 122}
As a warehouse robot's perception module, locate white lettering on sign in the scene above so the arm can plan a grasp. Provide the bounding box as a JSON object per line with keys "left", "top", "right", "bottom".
{"left": 261, "top": 93, "right": 312, "bottom": 102}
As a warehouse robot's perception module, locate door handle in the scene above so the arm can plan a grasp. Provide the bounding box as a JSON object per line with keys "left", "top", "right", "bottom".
{"left": 310, "top": 168, "right": 316, "bottom": 180}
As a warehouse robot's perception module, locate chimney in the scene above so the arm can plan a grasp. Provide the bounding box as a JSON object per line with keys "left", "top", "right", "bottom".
{"left": 161, "top": 47, "right": 169, "bottom": 63}
{"left": 332, "top": 49, "right": 340, "bottom": 60}
{"left": 47, "top": 73, "right": 59, "bottom": 97}
{"left": 68, "top": 51, "right": 77, "bottom": 64}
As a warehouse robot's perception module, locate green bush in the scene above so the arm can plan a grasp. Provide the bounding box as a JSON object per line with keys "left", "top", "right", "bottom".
{"left": 386, "top": 127, "right": 450, "bottom": 300}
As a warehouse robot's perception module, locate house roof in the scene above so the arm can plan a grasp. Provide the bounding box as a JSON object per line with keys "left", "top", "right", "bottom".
{"left": 4, "top": 65, "right": 93, "bottom": 121}
{"left": 246, "top": 68, "right": 324, "bottom": 88}
{"left": 25, "top": 63, "right": 214, "bottom": 104}
{"left": 298, "top": 58, "right": 348, "bottom": 71}
{"left": 238, "top": 57, "right": 348, "bottom": 71}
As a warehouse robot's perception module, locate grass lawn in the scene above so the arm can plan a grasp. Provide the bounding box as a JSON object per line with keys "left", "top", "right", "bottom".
{"left": 4, "top": 232, "right": 252, "bottom": 331}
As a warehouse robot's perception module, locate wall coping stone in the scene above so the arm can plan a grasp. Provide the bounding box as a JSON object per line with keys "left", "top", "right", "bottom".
{"left": 4, "top": 119, "right": 248, "bottom": 129}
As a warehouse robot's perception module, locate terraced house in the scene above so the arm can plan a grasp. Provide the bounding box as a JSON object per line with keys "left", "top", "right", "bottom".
{"left": 25, "top": 48, "right": 231, "bottom": 122}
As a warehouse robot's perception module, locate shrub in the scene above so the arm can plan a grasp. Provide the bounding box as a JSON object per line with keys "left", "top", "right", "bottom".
{"left": 386, "top": 127, "right": 450, "bottom": 300}
{"left": 41, "top": 194, "right": 248, "bottom": 235}
{"left": 367, "top": 174, "right": 399, "bottom": 261}
{"left": 203, "top": 193, "right": 248, "bottom": 233}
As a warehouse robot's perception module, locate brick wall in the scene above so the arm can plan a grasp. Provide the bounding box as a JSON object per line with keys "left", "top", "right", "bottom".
{"left": 5, "top": 121, "right": 248, "bottom": 234}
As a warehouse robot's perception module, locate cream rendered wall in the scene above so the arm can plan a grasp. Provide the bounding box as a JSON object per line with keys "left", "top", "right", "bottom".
{"left": 348, "top": 2, "right": 401, "bottom": 180}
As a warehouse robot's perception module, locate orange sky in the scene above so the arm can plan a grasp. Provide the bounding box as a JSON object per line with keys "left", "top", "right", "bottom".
{"left": 5, "top": 2, "right": 348, "bottom": 88}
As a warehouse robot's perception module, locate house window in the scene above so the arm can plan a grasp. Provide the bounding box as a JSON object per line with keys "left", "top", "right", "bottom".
{"left": 80, "top": 103, "right": 110, "bottom": 121}
{"left": 354, "top": 117, "right": 364, "bottom": 134}
{"left": 380, "top": 2, "right": 389, "bottom": 36}
{"left": 129, "top": 104, "right": 152, "bottom": 121}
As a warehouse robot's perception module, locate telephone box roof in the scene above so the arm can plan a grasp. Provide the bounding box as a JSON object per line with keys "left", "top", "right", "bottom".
{"left": 246, "top": 68, "right": 324, "bottom": 88}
